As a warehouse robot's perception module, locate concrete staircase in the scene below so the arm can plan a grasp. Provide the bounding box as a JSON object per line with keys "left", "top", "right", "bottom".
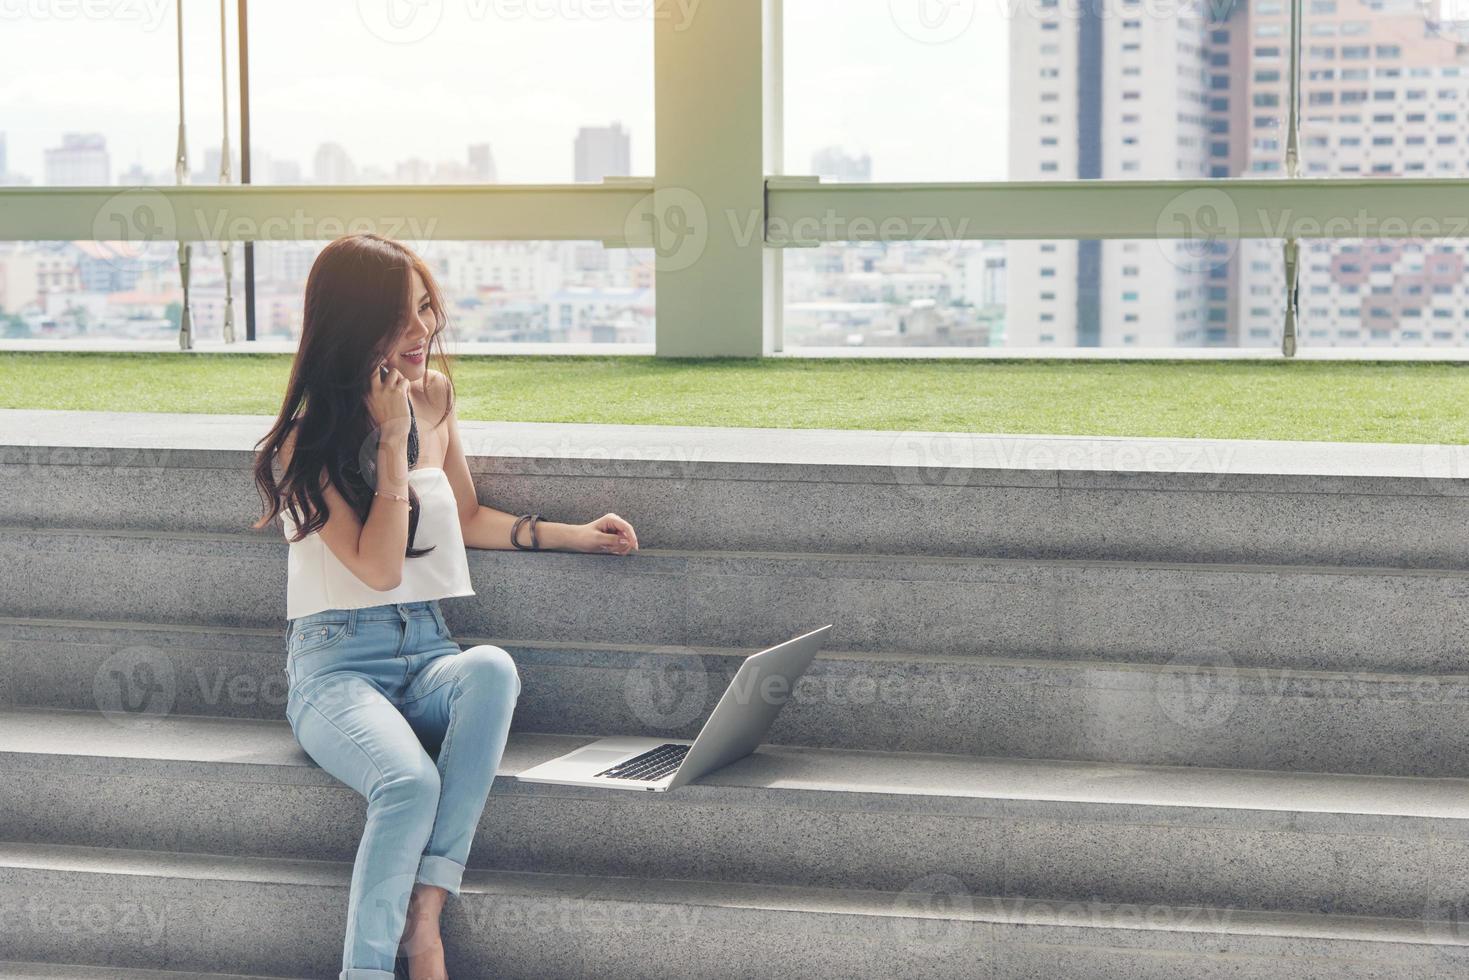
{"left": 3, "top": 409, "right": 1469, "bottom": 978}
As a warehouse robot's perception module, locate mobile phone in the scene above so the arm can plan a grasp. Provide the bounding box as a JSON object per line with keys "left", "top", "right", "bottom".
{"left": 378, "top": 363, "right": 389, "bottom": 382}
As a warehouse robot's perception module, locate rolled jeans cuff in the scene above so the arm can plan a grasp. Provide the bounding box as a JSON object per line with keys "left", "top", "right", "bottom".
{"left": 417, "top": 853, "right": 466, "bottom": 896}
{"left": 339, "top": 969, "right": 395, "bottom": 980}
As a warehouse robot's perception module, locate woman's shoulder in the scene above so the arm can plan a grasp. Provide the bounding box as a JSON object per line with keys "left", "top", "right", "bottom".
{"left": 277, "top": 420, "right": 329, "bottom": 490}
{"left": 419, "top": 369, "right": 454, "bottom": 418}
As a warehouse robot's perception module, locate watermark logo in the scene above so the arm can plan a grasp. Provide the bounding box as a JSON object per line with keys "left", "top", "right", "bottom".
{"left": 888, "top": 432, "right": 979, "bottom": 501}
{"left": 1419, "top": 443, "right": 1469, "bottom": 481}
{"left": 90, "top": 187, "right": 178, "bottom": 272}
{"left": 355, "top": 1, "right": 698, "bottom": 44}
{"left": 357, "top": 0, "right": 445, "bottom": 43}
{"left": 627, "top": 187, "right": 709, "bottom": 272}
{"left": 623, "top": 648, "right": 711, "bottom": 730}
{"left": 94, "top": 645, "right": 177, "bottom": 726}
{"left": 1155, "top": 650, "right": 1239, "bottom": 732}
{"left": 0, "top": 0, "right": 172, "bottom": 30}
{"left": 890, "top": 872, "right": 974, "bottom": 943}
{"left": 890, "top": 0, "right": 976, "bottom": 43}
{"left": 1420, "top": 0, "right": 1469, "bottom": 41}
{"left": 1423, "top": 887, "right": 1469, "bottom": 943}
{"left": 1156, "top": 188, "right": 1240, "bottom": 273}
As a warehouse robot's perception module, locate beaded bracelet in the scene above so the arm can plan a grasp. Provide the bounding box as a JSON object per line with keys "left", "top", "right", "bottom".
{"left": 375, "top": 489, "right": 410, "bottom": 504}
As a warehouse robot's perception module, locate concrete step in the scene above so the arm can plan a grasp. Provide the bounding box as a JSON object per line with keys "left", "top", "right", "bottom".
{"left": 0, "top": 840, "right": 1464, "bottom": 980}
{"left": 5, "top": 617, "right": 1469, "bottom": 777}
{"left": 4, "top": 409, "right": 1469, "bottom": 569}
{"left": 4, "top": 526, "right": 1468, "bottom": 674}
{"left": 6, "top": 706, "right": 1469, "bottom": 922}
{"left": 0, "top": 963, "right": 307, "bottom": 980}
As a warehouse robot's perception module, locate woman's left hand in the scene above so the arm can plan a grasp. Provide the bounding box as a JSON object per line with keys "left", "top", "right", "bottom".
{"left": 567, "top": 513, "right": 639, "bottom": 555}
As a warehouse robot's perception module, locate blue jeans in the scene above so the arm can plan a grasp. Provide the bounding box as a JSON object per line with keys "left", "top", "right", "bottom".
{"left": 284, "top": 599, "right": 521, "bottom": 980}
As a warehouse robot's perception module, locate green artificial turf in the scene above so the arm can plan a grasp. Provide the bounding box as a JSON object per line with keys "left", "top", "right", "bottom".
{"left": 1, "top": 352, "right": 1465, "bottom": 444}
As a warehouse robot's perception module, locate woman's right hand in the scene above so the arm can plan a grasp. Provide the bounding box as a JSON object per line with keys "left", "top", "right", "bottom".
{"left": 366, "top": 361, "right": 411, "bottom": 432}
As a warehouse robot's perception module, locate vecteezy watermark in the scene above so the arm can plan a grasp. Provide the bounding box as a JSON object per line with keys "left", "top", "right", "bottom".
{"left": 458, "top": 431, "right": 711, "bottom": 487}
{"left": 1423, "top": 881, "right": 1469, "bottom": 944}
{"left": 455, "top": 890, "right": 704, "bottom": 938}
{"left": 888, "top": 432, "right": 982, "bottom": 502}
{"left": 889, "top": 0, "right": 978, "bottom": 43}
{"left": 625, "top": 187, "right": 710, "bottom": 273}
{"left": 1418, "top": 442, "right": 1469, "bottom": 481}
{"left": 353, "top": 416, "right": 419, "bottom": 492}
{"left": 890, "top": 872, "right": 975, "bottom": 943}
{"left": 985, "top": 895, "right": 1237, "bottom": 930}
{"left": 0, "top": 442, "right": 178, "bottom": 479}
{"left": 195, "top": 211, "right": 442, "bottom": 247}
{"left": 356, "top": 0, "right": 445, "bottom": 43}
{"left": 94, "top": 642, "right": 291, "bottom": 724}
{"left": 1256, "top": 208, "right": 1469, "bottom": 240}
{"left": 1419, "top": 0, "right": 1469, "bottom": 42}
{"left": 0, "top": 896, "right": 170, "bottom": 947}
{"left": 623, "top": 647, "right": 713, "bottom": 730}
{"left": 91, "top": 188, "right": 179, "bottom": 273}
{"left": 89, "top": 189, "right": 442, "bottom": 270}
{"left": 0, "top": 0, "right": 172, "bottom": 30}
{"left": 356, "top": 0, "right": 701, "bottom": 44}
{"left": 986, "top": 0, "right": 1242, "bottom": 21}
{"left": 888, "top": 432, "right": 1243, "bottom": 502}
{"left": 1157, "top": 185, "right": 1469, "bottom": 272}
{"left": 761, "top": 210, "right": 972, "bottom": 248}
{"left": 94, "top": 645, "right": 177, "bottom": 727}
{"left": 1156, "top": 188, "right": 1242, "bottom": 274}
{"left": 1154, "top": 650, "right": 1241, "bottom": 732}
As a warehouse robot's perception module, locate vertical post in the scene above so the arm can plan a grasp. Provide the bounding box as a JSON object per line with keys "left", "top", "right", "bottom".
{"left": 238, "top": 0, "right": 256, "bottom": 342}
{"left": 763, "top": 0, "right": 784, "bottom": 353}
{"left": 218, "top": 0, "right": 236, "bottom": 344}
{"left": 653, "top": 0, "right": 767, "bottom": 356}
{"left": 175, "top": 1, "right": 193, "bottom": 351}
{"left": 1284, "top": 0, "right": 1302, "bottom": 180}
{"left": 1281, "top": 0, "right": 1302, "bottom": 356}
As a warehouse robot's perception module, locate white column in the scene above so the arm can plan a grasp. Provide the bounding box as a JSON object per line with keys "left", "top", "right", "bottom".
{"left": 653, "top": 0, "right": 770, "bottom": 356}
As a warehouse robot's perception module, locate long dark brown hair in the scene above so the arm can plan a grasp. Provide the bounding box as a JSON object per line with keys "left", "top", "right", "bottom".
{"left": 251, "top": 233, "right": 455, "bottom": 559}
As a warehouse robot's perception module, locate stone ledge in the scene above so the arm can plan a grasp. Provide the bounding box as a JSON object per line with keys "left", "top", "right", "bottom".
{"left": 2, "top": 408, "right": 1465, "bottom": 485}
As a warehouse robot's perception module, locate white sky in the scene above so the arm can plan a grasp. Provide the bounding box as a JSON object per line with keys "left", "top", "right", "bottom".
{"left": 0, "top": 0, "right": 1010, "bottom": 182}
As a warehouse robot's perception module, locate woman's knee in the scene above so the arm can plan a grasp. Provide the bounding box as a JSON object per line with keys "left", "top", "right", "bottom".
{"left": 373, "top": 752, "right": 442, "bottom": 810}
{"left": 459, "top": 644, "right": 522, "bottom": 699}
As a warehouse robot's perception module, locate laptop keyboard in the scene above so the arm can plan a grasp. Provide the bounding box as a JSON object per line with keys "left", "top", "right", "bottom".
{"left": 593, "top": 743, "right": 691, "bottom": 781}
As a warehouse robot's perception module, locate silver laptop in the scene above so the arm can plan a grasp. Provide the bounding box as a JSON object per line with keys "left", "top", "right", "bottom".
{"left": 515, "top": 624, "right": 833, "bottom": 792}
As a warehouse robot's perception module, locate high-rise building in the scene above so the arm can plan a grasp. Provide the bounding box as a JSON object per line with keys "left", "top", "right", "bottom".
{"left": 269, "top": 159, "right": 303, "bottom": 184}
{"left": 200, "top": 147, "right": 239, "bottom": 184}
{"left": 313, "top": 142, "right": 357, "bottom": 184}
{"left": 574, "top": 123, "right": 631, "bottom": 182}
{"left": 1008, "top": 4, "right": 1214, "bottom": 347}
{"left": 395, "top": 158, "right": 433, "bottom": 183}
{"left": 810, "top": 146, "right": 872, "bottom": 181}
{"left": 1009, "top": 0, "right": 1469, "bottom": 348}
{"left": 468, "top": 143, "right": 497, "bottom": 182}
{"left": 44, "top": 133, "right": 110, "bottom": 185}
{"left": 1233, "top": 0, "right": 1469, "bottom": 347}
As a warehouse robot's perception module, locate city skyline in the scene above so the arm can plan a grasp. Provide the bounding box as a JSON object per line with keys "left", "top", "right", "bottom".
{"left": 0, "top": 1, "right": 1009, "bottom": 183}
{"left": 8, "top": 2, "right": 1469, "bottom": 349}
{"left": 1, "top": 124, "right": 633, "bottom": 188}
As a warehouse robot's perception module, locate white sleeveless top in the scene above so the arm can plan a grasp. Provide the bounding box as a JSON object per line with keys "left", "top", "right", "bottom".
{"left": 282, "top": 466, "right": 475, "bottom": 621}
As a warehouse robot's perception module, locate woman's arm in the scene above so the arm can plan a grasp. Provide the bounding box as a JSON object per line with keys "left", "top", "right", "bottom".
{"left": 437, "top": 372, "right": 639, "bottom": 555}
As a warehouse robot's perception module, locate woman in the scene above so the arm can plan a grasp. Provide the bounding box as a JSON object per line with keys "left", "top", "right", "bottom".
{"left": 251, "top": 233, "right": 639, "bottom": 980}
